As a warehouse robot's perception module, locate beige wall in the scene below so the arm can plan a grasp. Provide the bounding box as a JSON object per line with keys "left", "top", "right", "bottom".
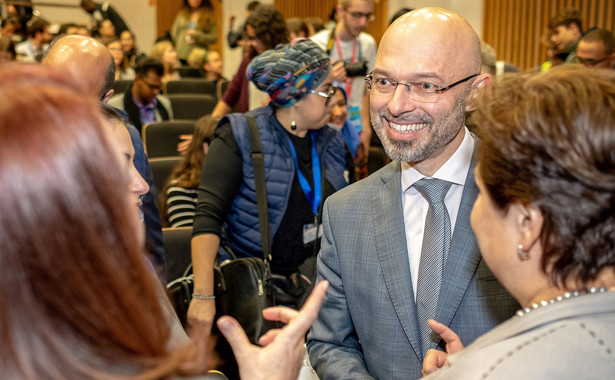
{"left": 34, "top": 0, "right": 156, "bottom": 53}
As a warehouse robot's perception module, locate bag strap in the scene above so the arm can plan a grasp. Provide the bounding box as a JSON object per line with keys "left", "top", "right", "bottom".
{"left": 246, "top": 115, "right": 272, "bottom": 264}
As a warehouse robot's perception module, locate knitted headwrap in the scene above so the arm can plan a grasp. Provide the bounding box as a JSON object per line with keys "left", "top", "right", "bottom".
{"left": 247, "top": 38, "right": 331, "bottom": 108}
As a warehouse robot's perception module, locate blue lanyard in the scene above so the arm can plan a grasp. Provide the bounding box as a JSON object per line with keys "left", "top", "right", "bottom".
{"left": 286, "top": 132, "right": 322, "bottom": 215}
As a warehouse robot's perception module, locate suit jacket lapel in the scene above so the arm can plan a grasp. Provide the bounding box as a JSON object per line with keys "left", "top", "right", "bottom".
{"left": 372, "top": 162, "right": 423, "bottom": 360}
{"left": 435, "top": 145, "right": 481, "bottom": 329}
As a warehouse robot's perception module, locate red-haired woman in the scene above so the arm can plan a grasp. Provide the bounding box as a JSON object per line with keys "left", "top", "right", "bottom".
{"left": 0, "top": 62, "right": 327, "bottom": 380}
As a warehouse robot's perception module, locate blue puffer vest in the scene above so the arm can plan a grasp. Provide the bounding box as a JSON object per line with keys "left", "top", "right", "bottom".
{"left": 221, "top": 106, "right": 348, "bottom": 258}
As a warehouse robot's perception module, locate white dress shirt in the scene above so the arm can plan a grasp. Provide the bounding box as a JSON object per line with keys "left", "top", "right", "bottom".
{"left": 401, "top": 127, "right": 474, "bottom": 300}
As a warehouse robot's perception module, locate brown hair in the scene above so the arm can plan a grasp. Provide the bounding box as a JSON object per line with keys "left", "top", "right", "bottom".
{"left": 180, "top": 0, "right": 214, "bottom": 31}
{"left": 548, "top": 8, "right": 582, "bottom": 32}
{"left": 160, "top": 116, "right": 219, "bottom": 224}
{"left": 0, "top": 63, "right": 203, "bottom": 378}
{"left": 245, "top": 4, "right": 289, "bottom": 53}
{"left": 581, "top": 28, "right": 615, "bottom": 55}
{"left": 474, "top": 66, "right": 615, "bottom": 288}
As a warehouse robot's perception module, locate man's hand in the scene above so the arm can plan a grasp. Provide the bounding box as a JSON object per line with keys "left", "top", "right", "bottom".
{"left": 421, "top": 320, "right": 464, "bottom": 377}
{"left": 217, "top": 281, "right": 329, "bottom": 380}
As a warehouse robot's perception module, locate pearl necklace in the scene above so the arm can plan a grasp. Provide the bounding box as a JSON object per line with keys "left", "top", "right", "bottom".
{"left": 516, "top": 286, "right": 615, "bottom": 317}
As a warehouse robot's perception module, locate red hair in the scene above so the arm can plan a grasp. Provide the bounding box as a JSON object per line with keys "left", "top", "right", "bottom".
{"left": 0, "top": 63, "right": 202, "bottom": 378}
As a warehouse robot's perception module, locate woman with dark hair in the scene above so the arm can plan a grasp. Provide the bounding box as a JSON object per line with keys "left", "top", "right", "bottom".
{"left": 189, "top": 39, "right": 352, "bottom": 341}
{"left": 211, "top": 4, "right": 289, "bottom": 116}
{"left": 171, "top": 0, "right": 217, "bottom": 64}
{"left": 161, "top": 115, "right": 220, "bottom": 227}
{"left": 0, "top": 62, "right": 328, "bottom": 380}
{"left": 423, "top": 66, "right": 615, "bottom": 379}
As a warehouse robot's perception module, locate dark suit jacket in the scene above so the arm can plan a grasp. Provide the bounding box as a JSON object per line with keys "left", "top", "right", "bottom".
{"left": 307, "top": 146, "right": 519, "bottom": 379}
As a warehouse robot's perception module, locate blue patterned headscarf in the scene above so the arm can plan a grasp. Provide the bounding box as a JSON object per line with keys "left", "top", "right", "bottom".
{"left": 247, "top": 38, "right": 331, "bottom": 108}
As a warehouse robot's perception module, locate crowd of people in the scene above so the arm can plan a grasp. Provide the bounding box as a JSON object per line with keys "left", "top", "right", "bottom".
{"left": 1, "top": 1, "right": 614, "bottom": 379}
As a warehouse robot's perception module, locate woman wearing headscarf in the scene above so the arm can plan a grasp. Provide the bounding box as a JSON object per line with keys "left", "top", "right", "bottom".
{"left": 189, "top": 39, "right": 352, "bottom": 335}
{"left": 422, "top": 66, "right": 615, "bottom": 379}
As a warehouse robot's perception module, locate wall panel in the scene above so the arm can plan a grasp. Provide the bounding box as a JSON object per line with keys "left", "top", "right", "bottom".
{"left": 483, "top": 0, "right": 615, "bottom": 71}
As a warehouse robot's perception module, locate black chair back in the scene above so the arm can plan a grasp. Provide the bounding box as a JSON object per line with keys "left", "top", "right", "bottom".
{"left": 166, "top": 79, "right": 217, "bottom": 97}
{"left": 168, "top": 94, "right": 217, "bottom": 120}
{"left": 142, "top": 120, "right": 195, "bottom": 158}
{"left": 177, "top": 66, "right": 202, "bottom": 78}
{"left": 367, "top": 146, "right": 390, "bottom": 175}
{"left": 112, "top": 79, "right": 132, "bottom": 95}
{"left": 150, "top": 156, "right": 182, "bottom": 195}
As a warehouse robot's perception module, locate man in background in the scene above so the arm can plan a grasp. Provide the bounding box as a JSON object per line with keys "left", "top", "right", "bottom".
{"left": 577, "top": 28, "right": 615, "bottom": 69}
{"left": 108, "top": 57, "right": 173, "bottom": 134}
{"left": 548, "top": 9, "right": 583, "bottom": 64}
{"left": 80, "top": 0, "right": 129, "bottom": 36}
{"left": 15, "top": 16, "right": 51, "bottom": 62}
{"left": 43, "top": 35, "right": 166, "bottom": 277}
{"left": 311, "top": 0, "right": 377, "bottom": 165}
{"left": 227, "top": 1, "right": 260, "bottom": 49}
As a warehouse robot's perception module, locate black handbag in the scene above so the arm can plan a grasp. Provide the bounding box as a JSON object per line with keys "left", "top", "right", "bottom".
{"left": 166, "top": 265, "right": 194, "bottom": 328}
{"left": 213, "top": 115, "right": 276, "bottom": 345}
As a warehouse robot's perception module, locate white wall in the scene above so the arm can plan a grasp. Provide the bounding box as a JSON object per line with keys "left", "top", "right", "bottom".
{"left": 387, "top": 0, "right": 483, "bottom": 38}
{"left": 221, "top": 0, "right": 273, "bottom": 80}
{"left": 34, "top": 0, "right": 157, "bottom": 53}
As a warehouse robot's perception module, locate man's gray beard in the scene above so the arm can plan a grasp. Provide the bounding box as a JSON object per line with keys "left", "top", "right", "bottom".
{"left": 369, "top": 96, "right": 467, "bottom": 163}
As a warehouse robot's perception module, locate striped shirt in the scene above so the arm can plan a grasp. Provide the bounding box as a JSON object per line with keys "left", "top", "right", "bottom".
{"left": 166, "top": 186, "right": 198, "bottom": 227}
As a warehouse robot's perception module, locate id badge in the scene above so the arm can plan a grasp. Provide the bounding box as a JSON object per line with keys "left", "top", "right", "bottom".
{"left": 303, "top": 223, "right": 323, "bottom": 245}
{"left": 348, "top": 105, "right": 363, "bottom": 133}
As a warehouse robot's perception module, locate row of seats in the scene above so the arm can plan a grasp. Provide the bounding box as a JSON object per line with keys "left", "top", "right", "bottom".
{"left": 142, "top": 120, "right": 194, "bottom": 199}
{"left": 113, "top": 78, "right": 228, "bottom": 99}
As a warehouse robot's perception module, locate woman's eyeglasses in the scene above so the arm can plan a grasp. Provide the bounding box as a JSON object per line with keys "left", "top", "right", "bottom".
{"left": 310, "top": 86, "right": 339, "bottom": 105}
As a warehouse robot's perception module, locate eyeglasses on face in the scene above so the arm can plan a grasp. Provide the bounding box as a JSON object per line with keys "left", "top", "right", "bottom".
{"left": 577, "top": 56, "right": 609, "bottom": 67}
{"left": 364, "top": 73, "right": 480, "bottom": 103}
{"left": 139, "top": 78, "right": 162, "bottom": 92}
{"left": 310, "top": 85, "right": 339, "bottom": 105}
{"left": 347, "top": 11, "right": 376, "bottom": 22}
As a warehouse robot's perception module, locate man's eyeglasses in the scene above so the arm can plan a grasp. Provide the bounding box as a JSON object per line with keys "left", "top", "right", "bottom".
{"left": 310, "top": 86, "right": 338, "bottom": 105}
{"left": 364, "top": 73, "right": 480, "bottom": 103}
{"left": 347, "top": 11, "right": 376, "bottom": 22}
{"left": 140, "top": 78, "right": 162, "bottom": 92}
{"left": 577, "top": 56, "right": 609, "bottom": 67}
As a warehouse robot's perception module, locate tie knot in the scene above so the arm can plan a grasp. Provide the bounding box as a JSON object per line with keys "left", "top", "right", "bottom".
{"left": 413, "top": 178, "right": 451, "bottom": 204}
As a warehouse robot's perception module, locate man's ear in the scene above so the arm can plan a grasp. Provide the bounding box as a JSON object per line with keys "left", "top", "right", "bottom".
{"left": 465, "top": 74, "right": 491, "bottom": 112}
{"left": 101, "top": 89, "right": 114, "bottom": 104}
{"left": 568, "top": 22, "right": 581, "bottom": 36}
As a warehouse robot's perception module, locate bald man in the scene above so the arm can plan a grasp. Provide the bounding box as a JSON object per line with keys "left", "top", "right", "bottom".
{"left": 43, "top": 35, "right": 166, "bottom": 276}
{"left": 577, "top": 28, "right": 615, "bottom": 69}
{"left": 306, "top": 8, "right": 518, "bottom": 379}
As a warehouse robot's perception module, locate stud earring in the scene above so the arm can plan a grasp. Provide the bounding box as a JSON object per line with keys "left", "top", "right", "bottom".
{"left": 517, "top": 244, "right": 530, "bottom": 261}
{"left": 290, "top": 121, "right": 297, "bottom": 131}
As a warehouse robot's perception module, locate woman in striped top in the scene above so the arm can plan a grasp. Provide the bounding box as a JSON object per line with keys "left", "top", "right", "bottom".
{"left": 161, "top": 115, "right": 219, "bottom": 227}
